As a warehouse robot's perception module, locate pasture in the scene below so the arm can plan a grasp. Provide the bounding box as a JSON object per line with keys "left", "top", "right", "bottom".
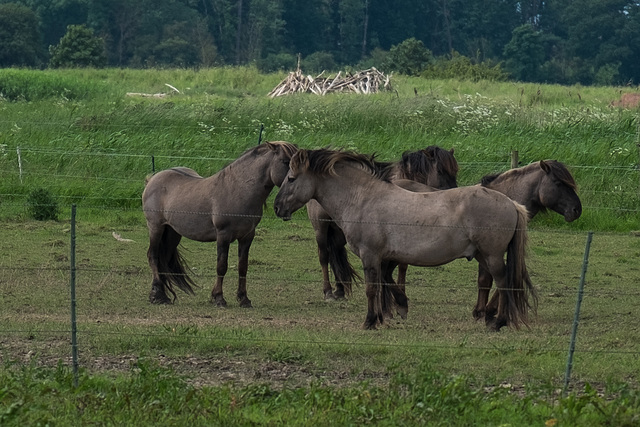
{"left": 1, "top": 68, "right": 640, "bottom": 424}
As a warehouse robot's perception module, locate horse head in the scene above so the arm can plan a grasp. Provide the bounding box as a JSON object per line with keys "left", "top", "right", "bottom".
{"left": 261, "top": 141, "right": 298, "bottom": 187}
{"left": 274, "top": 149, "right": 314, "bottom": 220}
{"left": 538, "top": 160, "right": 582, "bottom": 222}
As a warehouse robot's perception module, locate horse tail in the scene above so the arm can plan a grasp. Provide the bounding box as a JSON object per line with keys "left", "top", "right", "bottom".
{"left": 157, "top": 230, "right": 197, "bottom": 300}
{"left": 505, "top": 203, "right": 538, "bottom": 328}
{"left": 326, "top": 227, "right": 361, "bottom": 296}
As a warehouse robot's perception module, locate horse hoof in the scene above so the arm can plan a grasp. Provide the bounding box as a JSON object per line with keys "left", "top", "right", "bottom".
{"left": 472, "top": 308, "right": 484, "bottom": 321}
{"left": 239, "top": 299, "right": 253, "bottom": 308}
{"left": 324, "top": 292, "right": 337, "bottom": 301}
{"left": 149, "top": 296, "right": 172, "bottom": 304}
{"left": 362, "top": 323, "right": 377, "bottom": 330}
{"left": 396, "top": 307, "right": 408, "bottom": 320}
{"left": 211, "top": 298, "right": 227, "bottom": 308}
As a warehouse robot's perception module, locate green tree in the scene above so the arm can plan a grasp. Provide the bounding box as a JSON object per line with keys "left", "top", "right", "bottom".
{"left": 503, "top": 24, "right": 545, "bottom": 82}
{"left": 49, "top": 24, "right": 106, "bottom": 67}
{"left": 382, "top": 37, "right": 432, "bottom": 76}
{"left": 0, "top": 3, "right": 43, "bottom": 67}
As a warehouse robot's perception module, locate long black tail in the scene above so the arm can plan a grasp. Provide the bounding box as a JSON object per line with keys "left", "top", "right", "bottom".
{"left": 158, "top": 231, "right": 196, "bottom": 301}
{"left": 326, "top": 227, "right": 361, "bottom": 296}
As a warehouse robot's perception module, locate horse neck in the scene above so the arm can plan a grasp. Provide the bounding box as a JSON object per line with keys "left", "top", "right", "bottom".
{"left": 485, "top": 168, "right": 542, "bottom": 217}
{"left": 313, "top": 165, "right": 384, "bottom": 219}
{"left": 217, "top": 150, "right": 277, "bottom": 201}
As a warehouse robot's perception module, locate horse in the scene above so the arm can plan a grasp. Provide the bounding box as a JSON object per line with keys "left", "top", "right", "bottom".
{"left": 472, "top": 160, "right": 582, "bottom": 323}
{"left": 142, "top": 141, "right": 298, "bottom": 307}
{"left": 308, "top": 146, "right": 458, "bottom": 300}
{"left": 274, "top": 148, "right": 536, "bottom": 331}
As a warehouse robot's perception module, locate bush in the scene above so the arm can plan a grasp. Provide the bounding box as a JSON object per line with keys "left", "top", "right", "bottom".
{"left": 423, "top": 51, "right": 508, "bottom": 82}
{"left": 49, "top": 24, "right": 107, "bottom": 68}
{"left": 26, "top": 188, "right": 60, "bottom": 221}
{"left": 302, "top": 51, "right": 337, "bottom": 74}
{"left": 382, "top": 38, "right": 432, "bottom": 76}
{"left": 257, "top": 53, "right": 298, "bottom": 73}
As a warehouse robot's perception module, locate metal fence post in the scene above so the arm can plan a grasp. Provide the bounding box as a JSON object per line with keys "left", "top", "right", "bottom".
{"left": 563, "top": 231, "right": 594, "bottom": 395}
{"left": 70, "top": 204, "right": 79, "bottom": 387}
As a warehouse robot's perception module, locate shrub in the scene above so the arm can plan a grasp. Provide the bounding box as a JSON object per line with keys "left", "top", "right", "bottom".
{"left": 302, "top": 51, "right": 337, "bottom": 74}
{"left": 49, "top": 24, "right": 107, "bottom": 68}
{"left": 26, "top": 188, "right": 60, "bottom": 221}
{"left": 423, "top": 51, "right": 508, "bottom": 82}
{"left": 381, "top": 38, "right": 432, "bottom": 76}
{"left": 257, "top": 53, "right": 298, "bottom": 73}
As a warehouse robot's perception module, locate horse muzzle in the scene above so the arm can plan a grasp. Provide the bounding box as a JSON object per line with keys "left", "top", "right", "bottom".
{"left": 564, "top": 205, "right": 582, "bottom": 222}
{"left": 273, "top": 204, "right": 292, "bottom": 221}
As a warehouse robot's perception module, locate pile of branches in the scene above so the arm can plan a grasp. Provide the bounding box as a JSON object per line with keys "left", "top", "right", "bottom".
{"left": 268, "top": 67, "right": 392, "bottom": 97}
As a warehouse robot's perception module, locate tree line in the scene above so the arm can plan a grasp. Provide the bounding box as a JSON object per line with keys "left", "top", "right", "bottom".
{"left": 1, "top": 0, "right": 639, "bottom": 86}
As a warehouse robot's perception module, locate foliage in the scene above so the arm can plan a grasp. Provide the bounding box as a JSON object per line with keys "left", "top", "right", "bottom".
{"left": 0, "top": 3, "right": 43, "bottom": 67}
{"left": 301, "top": 51, "right": 337, "bottom": 74}
{"left": 256, "top": 52, "right": 297, "bottom": 73}
{"left": 49, "top": 24, "right": 106, "bottom": 68}
{"left": 1, "top": 1, "right": 640, "bottom": 85}
{"left": 503, "top": 24, "right": 546, "bottom": 82}
{"left": 423, "top": 51, "right": 508, "bottom": 82}
{"left": 382, "top": 38, "right": 433, "bottom": 76}
{"left": 25, "top": 188, "right": 59, "bottom": 221}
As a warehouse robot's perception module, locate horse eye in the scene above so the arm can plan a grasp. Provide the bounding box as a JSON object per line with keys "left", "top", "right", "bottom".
{"left": 287, "top": 176, "right": 296, "bottom": 183}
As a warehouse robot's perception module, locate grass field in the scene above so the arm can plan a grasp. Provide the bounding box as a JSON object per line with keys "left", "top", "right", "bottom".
{"left": 1, "top": 68, "right": 640, "bottom": 425}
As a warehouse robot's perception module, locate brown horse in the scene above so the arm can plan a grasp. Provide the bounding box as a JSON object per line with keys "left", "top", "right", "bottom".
{"left": 472, "top": 160, "right": 581, "bottom": 323}
{"left": 274, "top": 148, "right": 536, "bottom": 331}
{"left": 142, "top": 141, "right": 298, "bottom": 307}
{"left": 308, "top": 146, "right": 458, "bottom": 300}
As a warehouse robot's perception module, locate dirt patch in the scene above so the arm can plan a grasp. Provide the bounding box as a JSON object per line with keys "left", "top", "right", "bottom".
{"left": 0, "top": 336, "right": 390, "bottom": 390}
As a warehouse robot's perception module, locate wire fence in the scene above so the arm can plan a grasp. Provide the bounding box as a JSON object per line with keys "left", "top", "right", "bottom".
{"left": 1, "top": 146, "right": 640, "bottom": 390}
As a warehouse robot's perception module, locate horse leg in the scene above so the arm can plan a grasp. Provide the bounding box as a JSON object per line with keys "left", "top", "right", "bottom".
{"left": 381, "top": 261, "right": 409, "bottom": 320}
{"left": 397, "top": 263, "right": 408, "bottom": 292}
{"left": 236, "top": 232, "right": 254, "bottom": 308}
{"left": 472, "top": 264, "right": 493, "bottom": 321}
{"left": 313, "top": 224, "right": 336, "bottom": 300}
{"left": 362, "top": 257, "right": 383, "bottom": 330}
{"left": 484, "top": 290, "right": 500, "bottom": 324}
{"left": 147, "top": 225, "right": 178, "bottom": 304}
{"left": 475, "top": 254, "right": 509, "bottom": 331}
{"left": 211, "top": 238, "right": 231, "bottom": 307}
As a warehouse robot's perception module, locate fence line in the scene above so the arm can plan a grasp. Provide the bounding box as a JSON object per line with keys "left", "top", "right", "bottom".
{"left": 5, "top": 145, "right": 640, "bottom": 171}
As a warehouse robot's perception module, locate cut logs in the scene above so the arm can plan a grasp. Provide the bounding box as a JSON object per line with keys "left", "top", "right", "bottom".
{"left": 268, "top": 67, "right": 392, "bottom": 97}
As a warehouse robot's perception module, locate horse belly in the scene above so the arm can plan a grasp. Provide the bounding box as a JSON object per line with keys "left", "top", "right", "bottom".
{"left": 386, "top": 228, "right": 475, "bottom": 267}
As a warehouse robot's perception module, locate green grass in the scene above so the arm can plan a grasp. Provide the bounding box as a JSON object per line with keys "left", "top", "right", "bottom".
{"left": 1, "top": 69, "right": 638, "bottom": 228}
{"left": 2, "top": 68, "right": 640, "bottom": 424}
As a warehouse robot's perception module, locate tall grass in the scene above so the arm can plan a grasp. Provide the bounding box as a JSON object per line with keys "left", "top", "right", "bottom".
{"left": 0, "top": 67, "right": 639, "bottom": 229}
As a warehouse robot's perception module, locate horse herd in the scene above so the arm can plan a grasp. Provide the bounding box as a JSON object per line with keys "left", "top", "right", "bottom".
{"left": 142, "top": 141, "right": 582, "bottom": 331}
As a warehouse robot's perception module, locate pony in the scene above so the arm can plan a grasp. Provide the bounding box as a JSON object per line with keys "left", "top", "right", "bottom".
{"left": 142, "top": 141, "right": 298, "bottom": 307}
{"left": 472, "top": 160, "right": 582, "bottom": 323}
{"left": 308, "top": 146, "right": 458, "bottom": 300}
{"left": 274, "top": 148, "right": 536, "bottom": 331}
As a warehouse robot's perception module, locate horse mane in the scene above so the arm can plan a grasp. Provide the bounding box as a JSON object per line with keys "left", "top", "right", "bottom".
{"left": 481, "top": 160, "right": 577, "bottom": 190}
{"left": 386, "top": 146, "right": 459, "bottom": 182}
{"left": 252, "top": 140, "right": 298, "bottom": 159}
{"left": 291, "top": 148, "right": 380, "bottom": 177}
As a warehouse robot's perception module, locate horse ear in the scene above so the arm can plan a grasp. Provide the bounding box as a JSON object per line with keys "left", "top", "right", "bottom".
{"left": 540, "top": 160, "right": 551, "bottom": 173}
{"left": 291, "top": 149, "right": 308, "bottom": 172}
{"left": 449, "top": 148, "right": 455, "bottom": 155}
